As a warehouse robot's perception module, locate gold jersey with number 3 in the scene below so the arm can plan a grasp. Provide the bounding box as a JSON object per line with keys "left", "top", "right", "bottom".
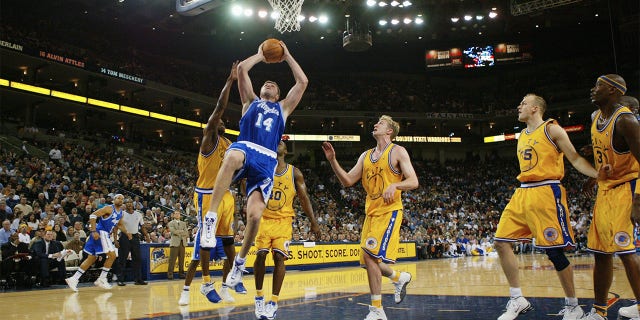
{"left": 591, "top": 106, "right": 639, "bottom": 190}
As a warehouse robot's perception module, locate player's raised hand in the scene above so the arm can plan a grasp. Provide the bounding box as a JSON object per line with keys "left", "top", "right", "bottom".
{"left": 322, "top": 142, "right": 336, "bottom": 161}
{"left": 229, "top": 60, "right": 239, "bottom": 81}
{"left": 278, "top": 41, "right": 290, "bottom": 63}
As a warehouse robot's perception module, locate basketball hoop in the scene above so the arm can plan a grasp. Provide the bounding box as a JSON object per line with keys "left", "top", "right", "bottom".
{"left": 268, "top": 0, "right": 304, "bottom": 33}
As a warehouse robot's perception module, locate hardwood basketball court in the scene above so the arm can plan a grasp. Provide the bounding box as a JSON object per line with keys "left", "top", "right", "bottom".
{"left": 2, "top": 253, "right": 637, "bottom": 319}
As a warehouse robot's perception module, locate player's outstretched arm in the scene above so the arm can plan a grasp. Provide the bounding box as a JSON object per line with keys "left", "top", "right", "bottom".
{"left": 202, "top": 61, "right": 238, "bottom": 154}
{"left": 322, "top": 142, "right": 364, "bottom": 187}
{"left": 238, "top": 45, "right": 265, "bottom": 112}
{"left": 279, "top": 41, "right": 308, "bottom": 119}
{"left": 548, "top": 123, "right": 598, "bottom": 178}
{"left": 293, "top": 166, "right": 320, "bottom": 238}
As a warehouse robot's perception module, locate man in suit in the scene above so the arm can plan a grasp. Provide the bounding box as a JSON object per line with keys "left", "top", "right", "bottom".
{"left": 32, "top": 229, "right": 67, "bottom": 286}
{"left": 1, "top": 233, "right": 36, "bottom": 282}
{"left": 167, "top": 210, "right": 188, "bottom": 280}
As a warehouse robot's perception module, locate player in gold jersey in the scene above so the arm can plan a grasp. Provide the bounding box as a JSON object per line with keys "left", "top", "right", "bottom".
{"left": 253, "top": 140, "right": 321, "bottom": 319}
{"left": 494, "top": 94, "right": 600, "bottom": 320}
{"left": 178, "top": 61, "right": 239, "bottom": 306}
{"left": 582, "top": 75, "right": 640, "bottom": 320}
{"left": 322, "top": 115, "right": 418, "bottom": 320}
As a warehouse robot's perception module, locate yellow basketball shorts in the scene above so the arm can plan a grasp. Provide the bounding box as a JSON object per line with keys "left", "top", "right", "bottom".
{"left": 587, "top": 180, "right": 638, "bottom": 254}
{"left": 255, "top": 216, "right": 293, "bottom": 258}
{"left": 193, "top": 189, "right": 235, "bottom": 237}
{"left": 360, "top": 209, "right": 403, "bottom": 264}
{"left": 495, "top": 181, "right": 574, "bottom": 248}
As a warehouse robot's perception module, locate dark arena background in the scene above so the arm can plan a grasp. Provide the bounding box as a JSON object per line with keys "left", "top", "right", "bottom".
{"left": 0, "top": 0, "right": 638, "bottom": 319}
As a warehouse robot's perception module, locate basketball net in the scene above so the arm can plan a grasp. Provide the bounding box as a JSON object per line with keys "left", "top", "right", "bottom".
{"left": 268, "top": 0, "right": 304, "bottom": 33}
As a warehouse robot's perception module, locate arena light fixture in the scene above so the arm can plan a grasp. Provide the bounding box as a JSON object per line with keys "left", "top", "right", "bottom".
{"left": 451, "top": 17, "right": 459, "bottom": 22}
{"left": 402, "top": 1, "right": 411, "bottom": 6}
{"left": 476, "top": 15, "right": 484, "bottom": 20}
{"left": 231, "top": 4, "right": 242, "bottom": 16}
{"left": 390, "top": 1, "right": 399, "bottom": 6}
{"left": 243, "top": 8, "right": 253, "bottom": 16}
{"left": 391, "top": 19, "right": 399, "bottom": 25}
{"left": 150, "top": 112, "right": 177, "bottom": 122}
{"left": 379, "top": 19, "right": 387, "bottom": 26}
{"left": 121, "top": 105, "right": 149, "bottom": 116}
{"left": 297, "top": 14, "right": 305, "bottom": 21}
{"left": 403, "top": 18, "right": 412, "bottom": 24}
{"left": 366, "top": 0, "right": 376, "bottom": 6}
{"left": 11, "top": 81, "right": 50, "bottom": 95}
{"left": 308, "top": 15, "right": 317, "bottom": 22}
{"left": 318, "top": 15, "right": 328, "bottom": 23}
{"left": 378, "top": 2, "right": 387, "bottom": 7}
{"left": 464, "top": 15, "right": 472, "bottom": 21}
{"left": 488, "top": 11, "right": 498, "bottom": 18}
{"left": 415, "top": 17, "right": 423, "bottom": 24}
{"left": 177, "top": 118, "right": 202, "bottom": 128}
{"left": 271, "top": 11, "right": 280, "bottom": 19}
{"left": 258, "top": 10, "right": 268, "bottom": 18}
{"left": 51, "top": 90, "right": 87, "bottom": 103}
{"left": 88, "top": 98, "right": 119, "bottom": 110}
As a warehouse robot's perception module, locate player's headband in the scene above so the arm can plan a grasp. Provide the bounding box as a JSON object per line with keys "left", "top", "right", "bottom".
{"left": 598, "top": 75, "right": 627, "bottom": 94}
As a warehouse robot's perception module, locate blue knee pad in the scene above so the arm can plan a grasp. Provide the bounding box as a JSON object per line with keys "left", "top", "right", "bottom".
{"left": 546, "top": 248, "right": 570, "bottom": 271}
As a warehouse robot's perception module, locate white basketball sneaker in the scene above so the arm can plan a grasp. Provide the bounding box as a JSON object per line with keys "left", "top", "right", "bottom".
{"left": 264, "top": 301, "right": 278, "bottom": 320}
{"left": 254, "top": 296, "right": 266, "bottom": 319}
{"left": 393, "top": 272, "right": 412, "bottom": 304}
{"left": 225, "top": 256, "right": 246, "bottom": 287}
{"left": 94, "top": 277, "right": 112, "bottom": 290}
{"left": 200, "top": 212, "right": 218, "bottom": 248}
{"left": 65, "top": 277, "right": 79, "bottom": 292}
{"left": 220, "top": 284, "right": 236, "bottom": 303}
{"left": 178, "top": 290, "right": 190, "bottom": 306}
{"left": 580, "top": 308, "right": 607, "bottom": 320}
{"left": 618, "top": 304, "right": 640, "bottom": 319}
{"left": 558, "top": 304, "right": 584, "bottom": 320}
{"left": 497, "top": 296, "right": 533, "bottom": 320}
{"left": 364, "top": 305, "right": 387, "bottom": 320}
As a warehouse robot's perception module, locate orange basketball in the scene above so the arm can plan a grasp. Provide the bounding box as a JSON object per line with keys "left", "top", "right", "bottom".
{"left": 262, "top": 38, "right": 284, "bottom": 63}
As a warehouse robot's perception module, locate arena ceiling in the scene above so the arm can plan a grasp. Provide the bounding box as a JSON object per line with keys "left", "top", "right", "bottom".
{"left": 1, "top": 0, "right": 615, "bottom": 62}
{"left": 0, "top": 0, "right": 636, "bottom": 148}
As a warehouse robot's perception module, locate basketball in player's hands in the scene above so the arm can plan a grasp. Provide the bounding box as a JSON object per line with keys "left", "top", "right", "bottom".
{"left": 261, "top": 38, "right": 284, "bottom": 63}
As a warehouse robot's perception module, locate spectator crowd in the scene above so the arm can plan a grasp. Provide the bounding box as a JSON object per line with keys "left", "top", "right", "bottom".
{"left": 0, "top": 127, "right": 606, "bottom": 289}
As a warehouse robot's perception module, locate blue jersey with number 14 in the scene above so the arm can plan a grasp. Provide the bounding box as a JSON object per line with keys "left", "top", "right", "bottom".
{"left": 238, "top": 99, "right": 285, "bottom": 153}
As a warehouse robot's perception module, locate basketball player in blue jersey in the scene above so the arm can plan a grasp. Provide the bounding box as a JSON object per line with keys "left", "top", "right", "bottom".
{"left": 179, "top": 61, "right": 241, "bottom": 306}
{"left": 493, "top": 94, "right": 601, "bottom": 320}
{"left": 322, "top": 115, "right": 419, "bottom": 320}
{"left": 204, "top": 40, "right": 308, "bottom": 289}
{"left": 582, "top": 75, "right": 640, "bottom": 320}
{"left": 65, "top": 194, "right": 131, "bottom": 292}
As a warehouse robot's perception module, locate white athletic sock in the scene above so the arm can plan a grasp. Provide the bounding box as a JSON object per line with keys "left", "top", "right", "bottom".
{"left": 72, "top": 269, "right": 84, "bottom": 281}
{"left": 509, "top": 287, "right": 523, "bottom": 298}
{"left": 565, "top": 297, "right": 578, "bottom": 306}
{"left": 99, "top": 267, "right": 110, "bottom": 279}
